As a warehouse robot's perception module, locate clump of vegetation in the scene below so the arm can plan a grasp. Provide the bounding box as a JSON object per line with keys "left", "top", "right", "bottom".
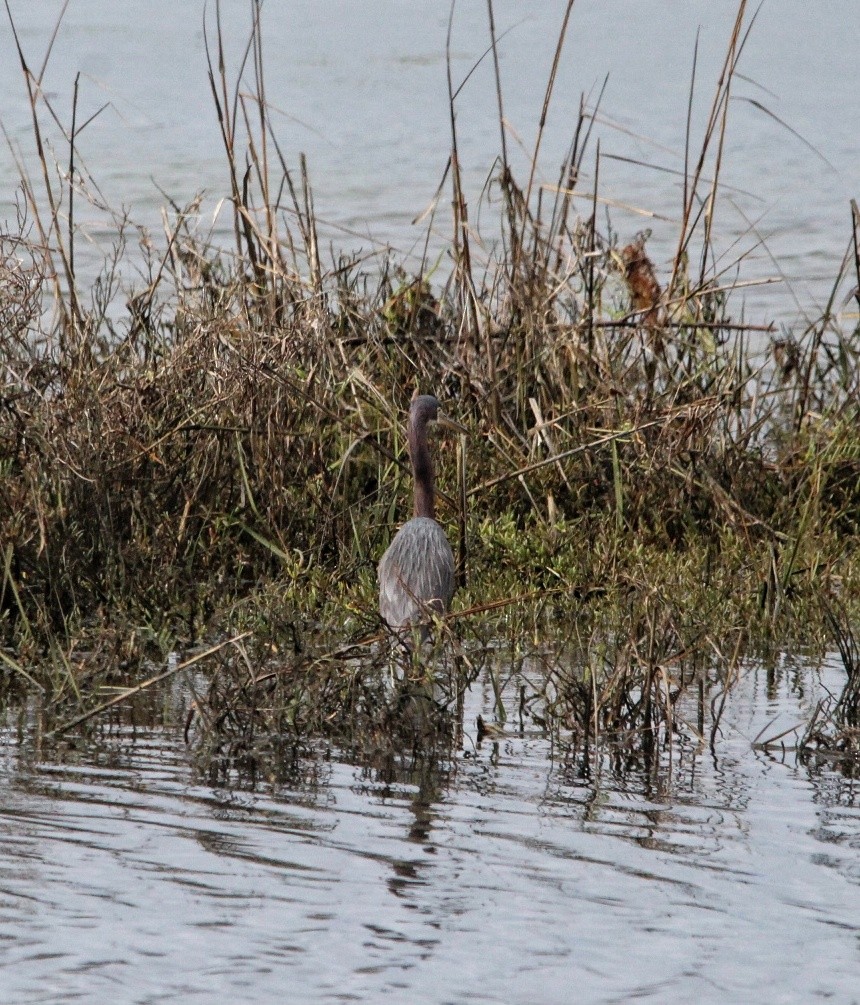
{"left": 1, "top": 1, "right": 860, "bottom": 769}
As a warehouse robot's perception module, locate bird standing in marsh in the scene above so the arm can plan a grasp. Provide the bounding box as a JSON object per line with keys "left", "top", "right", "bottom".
{"left": 378, "top": 395, "right": 466, "bottom": 640}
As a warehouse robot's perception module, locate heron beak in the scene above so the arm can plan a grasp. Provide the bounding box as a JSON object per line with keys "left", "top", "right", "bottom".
{"left": 435, "top": 411, "right": 468, "bottom": 435}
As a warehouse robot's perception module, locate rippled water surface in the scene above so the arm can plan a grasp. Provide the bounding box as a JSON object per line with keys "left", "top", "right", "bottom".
{"left": 1, "top": 1, "right": 859, "bottom": 324}
{"left": 1, "top": 654, "right": 858, "bottom": 1004}
{"left": 1, "top": 7, "right": 860, "bottom": 997}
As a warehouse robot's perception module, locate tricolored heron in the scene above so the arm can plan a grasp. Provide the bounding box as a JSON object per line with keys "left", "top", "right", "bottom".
{"left": 378, "top": 395, "right": 466, "bottom": 639}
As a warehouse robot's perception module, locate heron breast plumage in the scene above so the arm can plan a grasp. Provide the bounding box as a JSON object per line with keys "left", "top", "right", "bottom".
{"left": 378, "top": 516, "right": 455, "bottom": 630}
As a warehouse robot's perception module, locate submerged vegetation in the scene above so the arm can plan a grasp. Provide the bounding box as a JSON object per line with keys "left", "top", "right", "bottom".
{"left": 1, "top": 1, "right": 859, "bottom": 771}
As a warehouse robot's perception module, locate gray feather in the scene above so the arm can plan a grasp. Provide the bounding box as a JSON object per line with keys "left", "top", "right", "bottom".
{"left": 378, "top": 516, "right": 455, "bottom": 630}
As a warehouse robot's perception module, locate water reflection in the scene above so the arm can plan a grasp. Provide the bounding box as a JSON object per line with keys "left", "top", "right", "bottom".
{"left": 0, "top": 655, "right": 858, "bottom": 1003}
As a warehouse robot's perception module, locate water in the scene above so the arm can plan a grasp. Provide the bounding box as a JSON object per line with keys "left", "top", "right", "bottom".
{"left": 2, "top": 6, "right": 860, "bottom": 999}
{"left": 1, "top": 1, "right": 859, "bottom": 326}
{"left": 1, "top": 655, "right": 858, "bottom": 1003}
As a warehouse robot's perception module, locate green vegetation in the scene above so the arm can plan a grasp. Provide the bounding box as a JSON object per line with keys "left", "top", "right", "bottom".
{"left": 1, "top": 1, "right": 859, "bottom": 768}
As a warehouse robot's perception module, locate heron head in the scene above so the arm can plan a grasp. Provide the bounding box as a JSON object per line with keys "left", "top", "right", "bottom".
{"left": 410, "top": 394, "right": 467, "bottom": 435}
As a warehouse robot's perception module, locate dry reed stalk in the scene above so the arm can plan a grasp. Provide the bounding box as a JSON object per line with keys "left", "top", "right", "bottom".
{"left": 1, "top": 0, "right": 859, "bottom": 765}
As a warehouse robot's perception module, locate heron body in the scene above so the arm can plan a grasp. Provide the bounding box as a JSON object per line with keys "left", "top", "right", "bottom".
{"left": 378, "top": 395, "right": 464, "bottom": 638}
{"left": 378, "top": 516, "right": 454, "bottom": 630}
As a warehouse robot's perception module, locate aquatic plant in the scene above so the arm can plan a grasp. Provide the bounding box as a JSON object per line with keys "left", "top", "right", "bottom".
{"left": 1, "top": 0, "right": 859, "bottom": 770}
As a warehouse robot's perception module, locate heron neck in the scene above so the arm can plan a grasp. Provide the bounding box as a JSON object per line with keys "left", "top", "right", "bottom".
{"left": 409, "top": 418, "right": 435, "bottom": 519}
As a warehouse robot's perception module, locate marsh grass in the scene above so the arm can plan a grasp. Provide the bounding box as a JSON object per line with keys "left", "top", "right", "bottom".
{"left": 2, "top": 0, "right": 860, "bottom": 768}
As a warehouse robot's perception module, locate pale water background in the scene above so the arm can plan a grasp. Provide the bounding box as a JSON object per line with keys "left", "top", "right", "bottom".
{"left": 1, "top": 1, "right": 859, "bottom": 326}
{"left": 1, "top": 655, "right": 859, "bottom": 1003}
{"left": 1, "top": 3, "right": 860, "bottom": 1002}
